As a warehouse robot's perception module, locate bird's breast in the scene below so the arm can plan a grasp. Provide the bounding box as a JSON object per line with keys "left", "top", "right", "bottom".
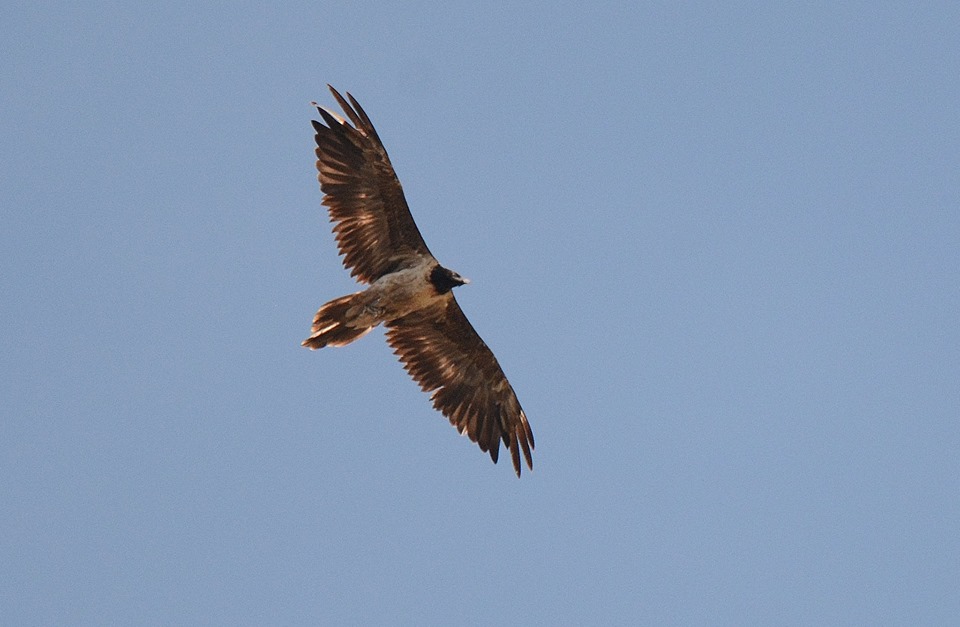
{"left": 368, "top": 263, "right": 445, "bottom": 320}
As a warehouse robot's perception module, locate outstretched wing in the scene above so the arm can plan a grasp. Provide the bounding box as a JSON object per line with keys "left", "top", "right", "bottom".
{"left": 385, "top": 296, "right": 534, "bottom": 476}
{"left": 312, "top": 85, "right": 434, "bottom": 283}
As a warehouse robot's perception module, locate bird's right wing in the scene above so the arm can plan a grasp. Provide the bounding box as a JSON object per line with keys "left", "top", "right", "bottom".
{"left": 312, "top": 86, "right": 435, "bottom": 283}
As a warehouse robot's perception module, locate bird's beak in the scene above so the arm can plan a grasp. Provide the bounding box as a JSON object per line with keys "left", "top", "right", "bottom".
{"left": 461, "top": 276, "right": 471, "bottom": 284}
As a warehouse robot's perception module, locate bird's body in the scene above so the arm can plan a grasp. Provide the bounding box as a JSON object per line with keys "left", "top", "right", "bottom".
{"left": 303, "top": 259, "right": 465, "bottom": 349}
{"left": 302, "top": 86, "right": 534, "bottom": 476}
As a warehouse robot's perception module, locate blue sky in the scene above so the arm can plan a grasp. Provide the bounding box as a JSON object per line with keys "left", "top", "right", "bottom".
{"left": 3, "top": 2, "right": 959, "bottom": 624}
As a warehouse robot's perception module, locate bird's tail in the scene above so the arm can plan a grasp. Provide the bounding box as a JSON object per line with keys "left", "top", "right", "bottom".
{"left": 301, "top": 292, "right": 374, "bottom": 349}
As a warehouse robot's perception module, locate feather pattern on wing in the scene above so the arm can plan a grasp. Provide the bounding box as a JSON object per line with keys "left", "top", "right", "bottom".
{"left": 312, "top": 85, "right": 434, "bottom": 283}
{"left": 385, "top": 296, "right": 535, "bottom": 476}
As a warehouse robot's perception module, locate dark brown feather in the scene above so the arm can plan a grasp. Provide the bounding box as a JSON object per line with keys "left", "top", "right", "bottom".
{"left": 301, "top": 292, "right": 373, "bottom": 349}
{"left": 385, "top": 296, "right": 535, "bottom": 476}
{"left": 312, "top": 85, "right": 434, "bottom": 283}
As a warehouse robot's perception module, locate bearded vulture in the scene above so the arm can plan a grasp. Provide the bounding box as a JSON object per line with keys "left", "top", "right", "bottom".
{"left": 302, "top": 86, "right": 534, "bottom": 476}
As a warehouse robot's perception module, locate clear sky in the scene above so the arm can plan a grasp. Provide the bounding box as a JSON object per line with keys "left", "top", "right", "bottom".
{"left": 3, "top": 2, "right": 959, "bottom": 624}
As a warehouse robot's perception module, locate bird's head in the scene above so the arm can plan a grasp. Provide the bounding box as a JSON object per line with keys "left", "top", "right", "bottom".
{"left": 430, "top": 265, "right": 470, "bottom": 294}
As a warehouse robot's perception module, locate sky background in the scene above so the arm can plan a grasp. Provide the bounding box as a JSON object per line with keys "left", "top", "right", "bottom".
{"left": 2, "top": 2, "right": 959, "bottom": 625}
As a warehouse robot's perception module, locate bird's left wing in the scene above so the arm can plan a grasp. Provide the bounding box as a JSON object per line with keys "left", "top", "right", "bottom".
{"left": 385, "top": 296, "right": 534, "bottom": 476}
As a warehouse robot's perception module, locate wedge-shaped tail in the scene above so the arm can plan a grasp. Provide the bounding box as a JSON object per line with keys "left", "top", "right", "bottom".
{"left": 301, "top": 293, "right": 374, "bottom": 349}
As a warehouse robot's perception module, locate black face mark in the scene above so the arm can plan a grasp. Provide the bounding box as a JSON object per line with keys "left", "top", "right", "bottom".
{"left": 429, "top": 265, "right": 467, "bottom": 294}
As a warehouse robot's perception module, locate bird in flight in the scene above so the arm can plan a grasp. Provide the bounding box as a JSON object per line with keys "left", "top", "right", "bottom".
{"left": 302, "top": 86, "right": 534, "bottom": 476}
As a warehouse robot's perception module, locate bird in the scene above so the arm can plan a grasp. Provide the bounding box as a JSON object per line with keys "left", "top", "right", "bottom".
{"left": 301, "top": 85, "right": 534, "bottom": 476}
